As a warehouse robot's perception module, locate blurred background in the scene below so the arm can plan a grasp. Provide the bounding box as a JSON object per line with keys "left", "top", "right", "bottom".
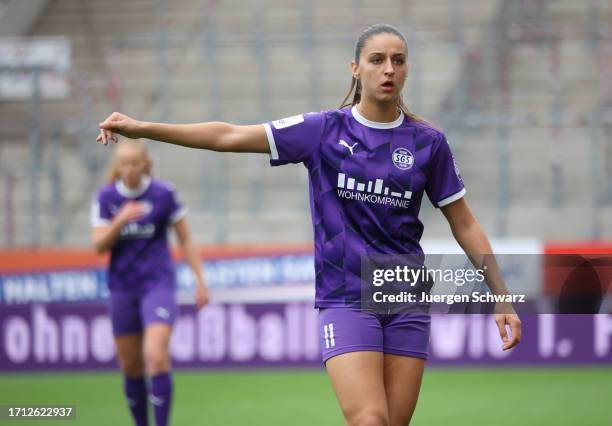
{"left": 0, "top": 0, "right": 611, "bottom": 246}
{"left": 0, "top": 0, "right": 611, "bottom": 425}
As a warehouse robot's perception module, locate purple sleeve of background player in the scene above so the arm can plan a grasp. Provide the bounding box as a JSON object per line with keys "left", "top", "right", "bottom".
{"left": 90, "top": 190, "right": 112, "bottom": 227}
{"left": 425, "top": 135, "right": 466, "bottom": 208}
{"left": 263, "top": 112, "right": 326, "bottom": 166}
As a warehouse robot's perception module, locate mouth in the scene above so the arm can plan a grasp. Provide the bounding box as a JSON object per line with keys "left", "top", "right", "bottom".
{"left": 381, "top": 81, "right": 395, "bottom": 92}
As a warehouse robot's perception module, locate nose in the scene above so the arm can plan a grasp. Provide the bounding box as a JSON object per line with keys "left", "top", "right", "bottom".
{"left": 384, "top": 58, "right": 395, "bottom": 76}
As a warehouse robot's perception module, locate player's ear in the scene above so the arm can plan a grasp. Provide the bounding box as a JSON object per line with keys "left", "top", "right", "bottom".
{"left": 350, "top": 60, "right": 359, "bottom": 79}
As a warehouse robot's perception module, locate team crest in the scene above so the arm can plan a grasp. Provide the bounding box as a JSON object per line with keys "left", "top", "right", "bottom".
{"left": 140, "top": 201, "right": 153, "bottom": 215}
{"left": 392, "top": 148, "right": 414, "bottom": 170}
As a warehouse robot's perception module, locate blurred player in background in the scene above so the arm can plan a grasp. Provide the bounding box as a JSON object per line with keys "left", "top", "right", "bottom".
{"left": 90, "top": 139, "right": 209, "bottom": 426}
{"left": 97, "top": 24, "right": 520, "bottom": 426}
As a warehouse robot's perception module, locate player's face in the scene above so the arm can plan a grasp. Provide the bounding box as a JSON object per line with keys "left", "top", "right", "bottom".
{"left": 352, "top": 33, "right": 408, "bottom": 104}
{"left": 116, "top": 145, "right": 148, "bottom": 188}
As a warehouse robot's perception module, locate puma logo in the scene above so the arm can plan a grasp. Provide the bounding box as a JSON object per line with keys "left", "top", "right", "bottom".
{"left": 149, "top": 395, "right": 164, "bottom": 407}
{"left": 155, "top": 307, "right": 170, "bottom": 319}
{"left": 339, "top": 139, "right": 358, "bottom": 155}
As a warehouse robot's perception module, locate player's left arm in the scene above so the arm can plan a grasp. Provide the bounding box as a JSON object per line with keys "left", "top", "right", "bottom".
{"left": 173, "top": 217, "right": 209, "bottom": 310}
{"left": 441, "top": 197, "right": 522, "bottom": 350}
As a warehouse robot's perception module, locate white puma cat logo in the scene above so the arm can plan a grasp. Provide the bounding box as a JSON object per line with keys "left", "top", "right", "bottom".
{"left": 339, "top": 139, "right": 358, "bottom": 155}
{"left": 149, "top": 395, "right": 164, "bottom": 406}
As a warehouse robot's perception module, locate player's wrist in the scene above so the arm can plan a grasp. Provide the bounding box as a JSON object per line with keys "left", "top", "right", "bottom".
{"left": 136, "top": 120, "right": 149, "bottom": 138}
{"left": 112, "top": 213, "right": 129, "bottom": 228}
{"left": 494, "top": 301, "right": 516, "bottom": 315}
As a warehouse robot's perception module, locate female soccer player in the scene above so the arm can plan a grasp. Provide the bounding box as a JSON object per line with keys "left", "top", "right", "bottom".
{"left": 97, "top": 24, "right": 521, "bottom": 426}
{"left": 90, "top": 139, "right": 209, "bottom": 426}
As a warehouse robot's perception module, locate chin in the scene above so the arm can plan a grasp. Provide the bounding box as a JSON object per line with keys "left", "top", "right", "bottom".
{"left": 375, "top": 93, "right": 400, "bottom": 103}
{"left": 124, "top": 178, "right": 139, "bottom": 188}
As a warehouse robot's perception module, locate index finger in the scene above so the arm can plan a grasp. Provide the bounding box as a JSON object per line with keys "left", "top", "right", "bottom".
{"left": 503, "top": 318, "right": 522, "bottom": 350}
{"left": 99, "top": 129, "right": 107, "bottom": 145}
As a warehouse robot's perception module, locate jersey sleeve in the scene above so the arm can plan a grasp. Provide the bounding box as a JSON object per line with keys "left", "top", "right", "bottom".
{"left": 263, "top": 111, "right": 326, "bottom": 166}
{"left": 168, "top": 185, "right": 188, "bottom": 225}
{"left": 425, "top": 134, "right": 466, "bottom": 208}
{"left": 90, "top": 191, "right": 112, "bottom": 227}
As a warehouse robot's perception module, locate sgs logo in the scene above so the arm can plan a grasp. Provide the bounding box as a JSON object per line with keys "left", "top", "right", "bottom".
{"left": 392, "top": 148, "right": 414, "bottom": 170}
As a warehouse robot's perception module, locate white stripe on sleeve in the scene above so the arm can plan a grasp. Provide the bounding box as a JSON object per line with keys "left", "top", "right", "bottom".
{"left": 437, "top": 188, "right": 467, "bottom": 207}
{"left": 263, "top": 123, "right": 279, "bottom": 161}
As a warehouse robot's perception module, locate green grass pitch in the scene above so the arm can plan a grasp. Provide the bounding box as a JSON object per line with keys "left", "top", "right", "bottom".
{"left": 0, "top": 367, "right": 610, "bottom": 425}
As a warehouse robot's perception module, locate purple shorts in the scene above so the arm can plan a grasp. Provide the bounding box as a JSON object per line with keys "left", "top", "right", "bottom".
{"left": 108, "top": 287, "right": 178, "bottom": 336}
{"left": 318, "top": 307, "right": 430, "bottom": 363}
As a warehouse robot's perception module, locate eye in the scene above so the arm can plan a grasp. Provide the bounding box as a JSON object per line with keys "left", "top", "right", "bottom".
{"left": 393, "top": 57, "right": 405, "bottom": 65}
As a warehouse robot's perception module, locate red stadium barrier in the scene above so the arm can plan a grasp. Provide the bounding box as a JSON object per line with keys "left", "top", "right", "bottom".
{"left": 0, "top": 243, "right": 313, "bottom": 274}
{"left": 543, "top": 242, "right": 612, "bottom": 297}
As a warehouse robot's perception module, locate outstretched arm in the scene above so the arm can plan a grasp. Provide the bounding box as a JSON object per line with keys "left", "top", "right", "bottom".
{"left": 441, "top": 198, "right": 522, "bottom": 350}
{"left": 98, "top": 112, "right": 270, "bottom": 153}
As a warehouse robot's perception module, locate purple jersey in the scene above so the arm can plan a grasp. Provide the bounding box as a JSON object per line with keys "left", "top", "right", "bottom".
{"left": 264, "top": 106, "right": 465, "bottom": 307}
{"left": 90, "top": 176, "right": 187, "bottom": 292}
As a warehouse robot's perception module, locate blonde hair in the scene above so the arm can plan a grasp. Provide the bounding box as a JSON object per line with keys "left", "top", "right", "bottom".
{"left": 106, "top": 138, "right": 153, "bottom": 184}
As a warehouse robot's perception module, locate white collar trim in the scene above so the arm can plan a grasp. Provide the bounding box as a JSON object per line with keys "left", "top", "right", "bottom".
{"left": 351, "top": 106, "right": 404, "bottom": 129}
{"left": 116, "top": 176, "right": 152, "bottom": 198}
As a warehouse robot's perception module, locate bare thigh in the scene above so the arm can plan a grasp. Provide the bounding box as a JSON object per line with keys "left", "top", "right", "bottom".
{"left": 326, "top": 351, "right": 389, "bottom": 426}
{"left": 114, "top": 334, "right": 144, "bottom": 377}
{"left": 383, "top": 354, "right": 425, "bottom": 426}
{"left": 143, "top": 323, "right": 173, "bottom": 376}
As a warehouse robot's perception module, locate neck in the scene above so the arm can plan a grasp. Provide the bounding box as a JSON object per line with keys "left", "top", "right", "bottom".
{"left": 116, "top": 175, "right": 151, "bottom": 199}
{"left": 356, "top": 98, "right": 400, "bottom": 123}
{"left": 124, "top": 178, "right": 143, "bottom": 189}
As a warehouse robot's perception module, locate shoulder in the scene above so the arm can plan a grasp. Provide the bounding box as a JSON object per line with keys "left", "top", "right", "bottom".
{"left": 403, "top": 117, "right": 446, "bottom": 142}
{"left": 403, "top": 118, "right": 452, "bottom": 154}
{"left": 276, "top": 109, "right": 343, "bottom": 125}
{"left": 149, "top": 179, "right": 183, "bottom": 206}
{"left": 149, "top": 178, "right": 177, "bottom": 195}
{"left": 305, "top": 108, "right": 352, "bottom": 131}
{"left": 322, "top": 107, "right": 351, "bottom": 122}
{"left": 95, "top": 183, "right": 116, "bottom": 202}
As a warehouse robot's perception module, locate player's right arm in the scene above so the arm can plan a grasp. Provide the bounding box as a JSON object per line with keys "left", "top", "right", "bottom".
{"left": 92, "top": 201, "right": 145, "bottom": 253}
{"left": 97, "top": 112, "right": 270, "bottom": 154}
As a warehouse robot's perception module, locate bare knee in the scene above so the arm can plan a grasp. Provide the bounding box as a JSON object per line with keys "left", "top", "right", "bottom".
{"left": 144, "top": 348, "right": 170, "bottom": 375}
{"left": 117, "top": 354, "right": 144, "bottom": 377}
{"left": 347, "top": 409, "right": 389, "bottom": 426}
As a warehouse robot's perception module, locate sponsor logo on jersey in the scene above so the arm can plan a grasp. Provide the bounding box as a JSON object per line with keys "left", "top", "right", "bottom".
{"left": 120, "top": 222, "right": 156, "bottom": 239}
{"left": 338, "top": 139, "right": 359, "bottom": 155}
{"left": 272, "top": 114, "right": 304, "bottom": 129}
{"left": 392, "top": 147, "right": 414, "bottom": 170}
{"left": 336, "top": 173, "right": 412, "bottom": 209}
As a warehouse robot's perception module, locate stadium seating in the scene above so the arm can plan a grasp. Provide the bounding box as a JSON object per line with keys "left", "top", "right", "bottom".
{"left": 0, "top": 0, "right": 610, "bottom": 246}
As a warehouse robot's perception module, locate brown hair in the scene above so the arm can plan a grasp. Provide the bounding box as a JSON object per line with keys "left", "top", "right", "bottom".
{"left": 106, "top": 138, "right": 153, "bottom": 184}
{"left": 340, "top": 23, "right": 423, "bottom": 122}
